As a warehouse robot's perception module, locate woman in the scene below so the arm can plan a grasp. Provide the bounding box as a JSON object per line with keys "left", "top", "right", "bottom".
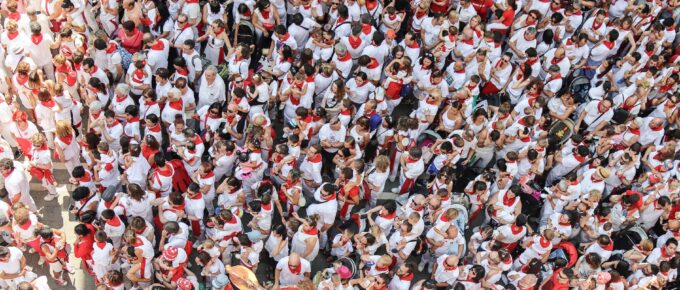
{"left": 487, "top": 0, "right": 516, "bottom": 31}
{"left": 252, "top": 0, "right": 279, "bottom": 43}
{"left": 507, "top": 63, "right": 533, "bottom": 105}
{"left": 321, "top": 79, "right": 346, "bottom": 120}
{"left": 54, "top": 121, "right": 81, "bottom": 178}
{"left": 203, "top": 0, "right": 228, "bottom": 31}
{"left": 29, "top": 133, "right": 58, "bottom": 201}
{"left": 511, "top": 9, "right": 540, "bottom": 35}
{"left": 363, "top": 155, "right": 390, "bottom": 208}
{"left": 336, "top": 167, "right": 360, "bottom": 220}
{"left": 290, "top": 213, "right": 320, "bottom": 262}
{"left": 226, "top": 45, "right": 251, "bottom": 84}
{"left": 121, "top": 183, "right": 154, "bottom": 223}
{"left": 53, "top": 54, "right": 79, "bottom": 102}
{"left": 265, "top": 224, "right": 289, "bottom": 262}
{"left": 160, "top": 88, "right": 184, "bottom": 127}
{"left": 349, "top": 117, "right": 371, "bottom": 150}
{"left": 151, "top": 2, "right": 174, "bottom": 38}
{"left": 435, "top": 101, "right": 464, "bottom": 135}
{"left": 11, "top": 63, "right": 40, "bottom": 121}
{"left": 247, "top": 74, "right": 270, "bottom": 116}
{"left": 34, "top": 88, "right": 58, "bottom": 148}
{"left": 197, "top": 19, "right": 232, "bottom": 65}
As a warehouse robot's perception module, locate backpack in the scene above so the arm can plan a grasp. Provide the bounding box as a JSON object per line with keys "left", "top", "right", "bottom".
{"left": 410, "top": 236, "right": 428, "bottom": 256}
{"left": 117, "top": 44, "right": 133, "bottom": 71}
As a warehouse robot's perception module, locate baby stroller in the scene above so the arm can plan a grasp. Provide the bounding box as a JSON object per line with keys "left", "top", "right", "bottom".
{"left": 567, "top": 75, "right": 592, "bottom": 104}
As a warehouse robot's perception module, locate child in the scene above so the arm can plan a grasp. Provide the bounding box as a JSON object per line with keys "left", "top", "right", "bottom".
{"left": 11, "top": 206, "right": 42, "bottom": 256}
{"left": 91, "top": 231, "right": 118, "bottom": 284}
{"left": 100, "top": 209, "right": 125, "bottom": 248}
{"left": 38, "top": 227, "right": 73, "bottom": 286}
{"left": 330, "top": 229, "right": 355, "bottom": 261}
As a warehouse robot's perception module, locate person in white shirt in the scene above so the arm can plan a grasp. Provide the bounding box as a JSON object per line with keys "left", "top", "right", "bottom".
{"left": 171, "top": 14, "right": 195, "bottom": 53}
{"left": 0, "top": 246, "right": 29, "bottom": 289}
{"left": 143, "top": 33, "right": 170, "bottom": 73}
{"left": 197, "top": 66, "right": 226, "bottom": 110}
{"left": 274, "top": 253, "right": 311, "bottom": 288}
{"left": 181, "top": 39, "right": 203, "bottom": 86}
{"left": 0, "top": 158, "right": 36, "bottom": 212}
{"left": 574, "top": 98, "right": 613, "bottom": 135}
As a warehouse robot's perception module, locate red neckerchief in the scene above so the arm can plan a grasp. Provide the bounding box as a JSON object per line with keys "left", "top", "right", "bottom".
{"left": 539, "top": 236, "right": 551, "bottom": 248}
{"left": 1, "top": 167, "right": 12, "bottom": 178}
{"left": 415, "top": 9, "right": 426, "bottom": 18}
{"left": 15, "top": 74, "right": 28, "bottom": 86}
{"left": 592, "top": 19, "right": 603, "bottom": 30}
{"left": 41, "top": 99, "right": 56, "bottom": 108}
{"left": 628, "top": 126, "right": 641, "bottom": 135}
{"left": 602, "top": 40, "right": 615, "bottom": 50}
{"left": 95, "top": 241, "right": 107, "bottom": 249}
{"left": 574, "top": 153, "right": 586, "bottom": 162}
{"left": 91, "top": 111, "right": 102, "bottom": 120}
{"left": 147, "top": 123, "right": 161, "bottom": 132}
{"left": 526, "top": 57, "right": 538, "bottom": 65}
{"left": 558, "top": 220, "right": 570, "bottom": 226}
{"left": 502, "top": 192, "right": 516, "bottom": 206}
{"left": 144, "top": 100, "right": 157, "bottom": 107}
{"left": 662, "top": 245, "right": 674, "bottom": 258}
{"left": 551, "top": 55, "right": 564, "bottom": 65}
{"left": 19, "top": 219, "right": 32, "bottom": 230}
{"left": 189, "top": 192, "right": 203, "bottom": 200}
{"left": 7, "top": 12, "right": 20, "bottom": 21}
{"left": 546, "top": 73, "right": 562, "bottom": 83}
{"left": 6, "top": 31, "right": 18, "bottom": 40}
{"left": 467, "top": 83, "right": 476, "bottom": 91}
{"left": 375, "top": 264, "right": 389, "bottom": 272}
{"left": 289, "top": 264, "right": 302, "bottom": 275}
{"left": 398, "top": 273, "right": 414, "bottom": 281}
{"left": 150, "top": 40, "right": 165, "bottom": 51}
{"left": 651, "top": 124, "right": 663, "bottom": 131}
{"left": 462, "top": 38, "right": 474, "bottom": 45}
{"left": 348, "top": 35, "right": 362, "bottom": 49}
{"left": 116, "top": 94, "right": 128, "bottom": 103}
{"left": 379, "top": 210, "right": 396, "bottom": 219}
{"left": 127, "top": 116, "right": 140, "bottom": 124}
{"left": 279, "top": 32, "right": 290, "bottom": 42}
{"left": 590, "top": 174, "right": 601, "bottom": 183}
{"left": 176, "top": 68, "right": 189, "bottom": 76}
{"left": 303, "top": 226, "right": 318, "bottom": 235}
{"left": 31, "top": 34, "right": 43, "bottom": 45}
{"left": 388, "top": 14, "right": 397, "bottom": 21}
{"left": 106, "top": 215, "right": 122, "bottom": 227}
{"left": 307, "top": 154, "right": 322, "bottom": 163}
{"left": 106, "top": 42, "right": 118, "bottom": 53}
{"left": 511, "top": 224, "right": 524, "bottom": 234}
{"left": 157, "top": 166, "right": 173, "bottom": 177}
{"left": 58, "top": 134, "right": 73, "bottom": 145}
{"left": 168, "top": 100, "right": 183, "bottom": 110}
{"left": 367, "top": 58, "right": 380, "bottom": 69}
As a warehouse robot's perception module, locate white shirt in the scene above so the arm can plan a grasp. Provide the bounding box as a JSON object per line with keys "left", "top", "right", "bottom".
{"left": 275, "top": 256, "right": 311, "bottom": 286}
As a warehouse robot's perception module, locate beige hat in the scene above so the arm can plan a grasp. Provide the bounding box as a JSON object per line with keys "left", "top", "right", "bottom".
{"left": 597, "top": 167, "right": 611, "bottom": 179}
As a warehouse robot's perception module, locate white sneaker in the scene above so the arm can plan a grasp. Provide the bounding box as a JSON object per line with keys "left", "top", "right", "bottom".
{"left": 417, "top": 261, "right": 426, "bottom": 272}
{"left": 38, "top": 257, "right": 44, "bottom": 265}
{"left": 43, "top": 194, "right": 57, "bottom": 201}
{"left": 391, "top": 187, "right": 399, "bottom": 194}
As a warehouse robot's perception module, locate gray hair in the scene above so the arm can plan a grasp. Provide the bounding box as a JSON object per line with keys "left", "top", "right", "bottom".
{"left": 90, "top": 100, "right": 103, "bottom": 111}
{"left": 204, "top": 65, "right": 218, "bottom": 74}
{"left": 116, "top": 83, "right": 131, "bottom": 95}
{"left": 335, "top": 43, "right": 347, "bottom": 56}
{"left": 29, "top": 22, "right": 41, "bottom": 34}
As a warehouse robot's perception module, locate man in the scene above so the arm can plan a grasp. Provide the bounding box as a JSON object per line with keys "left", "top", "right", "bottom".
{"left": 508, "top": 27, "right": 537, "bottom": 61}
{"left": 389, "top": 263, "right": 416, "bottom": 290}
{"left": 318, "top": 118, "right": 346, "bottom": 176}
{"left": 574, "top": 98, "right": 613, "bottom": 135}
{"left": 0, "top": 246, "right": 31, "bottom": 289}
{"left": 25, "top": 23, "right": 58, "bottom": 80}
{"left": 392, "top": 147, "right": 424, "bottom": 203}
{"left": 196, "top": 66, "right": 226, "bottom": 110}
{"left": 0, "top": 158, "right": 36, "bottom": 212}
{"left": 306, "top": 183, "right": 339, "bottom": 249}
{"left": 542, "top": 65, "right": 563, "bottom": 98}
{"left": 638, "top": 117, "right": 665, "bottom": 147}
{"left": 578, "top": 166, "right": 610, "bottom": 198}
{"left": 300, "top": 144, "right": 323, "bottom": 196}
{"left": 143, "top": 33, "right": 170, "bottom": 73}
{"left": 171, "top": 14, "right": 195, "bottom": 52}
{"left": 541, "top": 46, "right": 571, "bottom": 79}
{"left": 181, "top": 39, "right": 203, "bottom": 86}
{"left": 274, "top": 253, "right": 311, "bottom": 289}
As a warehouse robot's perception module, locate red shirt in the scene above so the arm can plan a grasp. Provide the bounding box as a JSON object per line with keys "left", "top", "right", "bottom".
{"left": 73, "top": 224, "right": 95, "bottom": 261}
{"left": 471, "top": 0, "right": 494, "bottom": 21}
{"left": 118, "top": 28, "right": 144, "bottom": 54}
{"left": 541, "top": 269, "right": 570, "bottom": 290}
{"left": 501, "top": 8, "right": 515, "bottom": 26}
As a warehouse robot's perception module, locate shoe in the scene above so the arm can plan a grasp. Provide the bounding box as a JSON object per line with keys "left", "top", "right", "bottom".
{"left": 391, "top": 187, "right": 399, "bottom": 194}
{"left": 28, "top": 247, "right": 34, "bottom": 254}
{"left": 65, "top": 265, "right": 75, "bottom": 274}
{"left": 55, "top": 279, "right": 67, "bottom": 286}
{"left": 38, "top": 257, "right": 44, "bottom": 265}
{"left": 43, "top": 194, "right": 57, "bottom": 201}
{"left": 417, "top": 261, "right": 426, "bottom": 272}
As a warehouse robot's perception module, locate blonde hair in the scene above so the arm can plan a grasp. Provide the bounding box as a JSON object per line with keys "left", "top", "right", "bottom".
{"left": 30, "top": 133, "right": 46, "bottom": 147}
{"left": 640, "top": 239, "right": 654, "bottom": 252}
{"left": 13, "top": 207, "right": 29, "bottom": 225}
{"left": 56, "top": 121, "right": 72, "bottom": 138}
{"left": 5, "top": 20, "right": 17, "bottom": 31}
{"left": 375, "top": 155, "right": 390, "bottom": 172}
{"left": 53, "top": 54, "right": 67, "bottom": 66}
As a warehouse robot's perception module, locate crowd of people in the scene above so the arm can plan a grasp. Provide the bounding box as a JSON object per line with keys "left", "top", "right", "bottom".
{"left": 0, "top": 0, "right": 679, "bottom": 289}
